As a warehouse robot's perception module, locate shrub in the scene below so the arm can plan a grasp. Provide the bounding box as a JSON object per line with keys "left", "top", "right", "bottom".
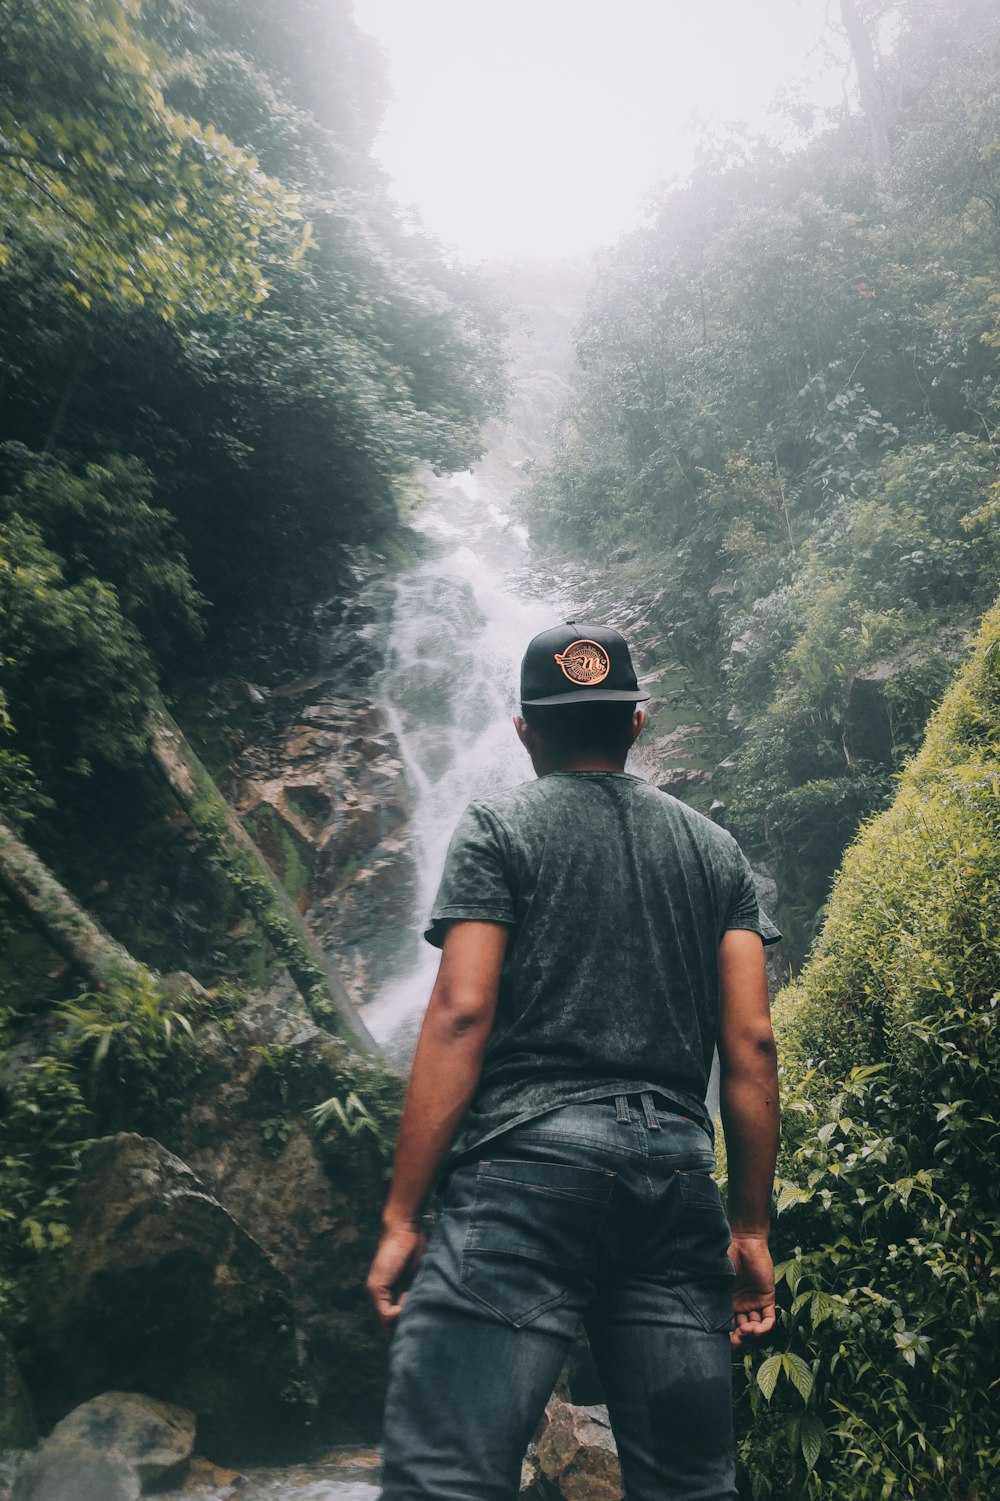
{"left": 0, "top": 968, "right": 211, "bottom": 1340}
{"left": 736, "top": 598, "right": 1000, "bottom": 1500}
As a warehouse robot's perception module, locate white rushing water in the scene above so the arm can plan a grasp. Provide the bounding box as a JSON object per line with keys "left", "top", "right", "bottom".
{"left": 176, "top": 1464, "right": 379, "bottom": 1499}
{"left": 360, "top": 470, "right": 564, "bottom": 1048}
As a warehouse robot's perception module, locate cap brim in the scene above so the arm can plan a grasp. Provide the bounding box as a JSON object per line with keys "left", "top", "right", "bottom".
{"left": 520, "top": 689, "right": 651, "bottom": 706}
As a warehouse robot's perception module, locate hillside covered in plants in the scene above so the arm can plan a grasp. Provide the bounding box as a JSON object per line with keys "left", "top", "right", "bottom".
{"left": 733, "top": 598, "right": 999, "bottom": 1499}
{"left": 520, "top": 0, "right": 1000, "bottom": 957}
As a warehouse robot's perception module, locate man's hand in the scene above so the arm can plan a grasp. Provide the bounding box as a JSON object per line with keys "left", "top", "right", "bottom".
{"left": 367, "top": 1221, "right": 427, "bottom": 1327}
{"left": 728, "top": 1233, "right": 776, "bottom": 1349}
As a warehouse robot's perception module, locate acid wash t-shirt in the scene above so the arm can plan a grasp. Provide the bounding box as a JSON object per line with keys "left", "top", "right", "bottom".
{"left": 425, "top": 771, "right": 781, "bottom": 1161}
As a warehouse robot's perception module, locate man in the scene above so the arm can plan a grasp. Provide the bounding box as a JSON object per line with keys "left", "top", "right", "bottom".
{"left": 368, "top": 621, "right": 781, "bottom": 1501}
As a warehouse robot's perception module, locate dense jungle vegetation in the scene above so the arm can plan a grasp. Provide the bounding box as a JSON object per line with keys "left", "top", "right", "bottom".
{"left": 0, "top": 0, "right": 501, "bottom": 1393}
{"left": 0, "top": 0, "right": 508, "bottom": 1000}
{"left": 0, "top": 0, "right": 997, "bottom": 1494}
{"left": 0, "top": 0, "right": 505, "bottom": 831}
{"left": 521, "top": 0, "right": 1000, "bottom": 956}
{"left": 737, "top": 600, "right": 999, "bottom": 1500}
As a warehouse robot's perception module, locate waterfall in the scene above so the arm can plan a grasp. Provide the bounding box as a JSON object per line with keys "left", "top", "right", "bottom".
{"left": 360, "top": 471, "right": 565, "bottom": 1050}
{"left": 359, "top": 478, "right": 723, "bottom": 1111}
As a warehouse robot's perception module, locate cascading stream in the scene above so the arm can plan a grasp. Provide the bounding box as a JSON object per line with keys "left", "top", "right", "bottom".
{"left": 360, "top": 474, "right": 723, "bottom": 1111}
{"left": 360, "top": 471, "right": 566, "bottom": 1049}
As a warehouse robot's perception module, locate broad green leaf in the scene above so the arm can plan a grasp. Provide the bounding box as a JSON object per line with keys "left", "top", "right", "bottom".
{"left": 783, "top": 1352, "right": 814, "bottom": 1402}
{"left": 756, "top": 1354, "right": 783, "bottom": 1402}
{"left": 800, "top": 1415, "right": 825, "bottom": 1472}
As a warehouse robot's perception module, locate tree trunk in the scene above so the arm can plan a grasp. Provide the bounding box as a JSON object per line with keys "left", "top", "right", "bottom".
{"left": 840, "top": 0, "right": 891, "bottom": 175}
{"left": 146, "top": 701, "right": 377, "bottom": 1056}
{"left": 0, "top": 816, "right": 142, "bottom": 992}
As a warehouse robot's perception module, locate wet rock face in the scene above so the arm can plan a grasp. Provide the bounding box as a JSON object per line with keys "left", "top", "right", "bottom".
{"left": 531, "top": 1397, "right": 623, "bottom": 1501}
{"left": 229, "top": 578, "right": 420, "bottom": 1018}
{"left": 186, "top": 554, "right": 422, "bottom": 1017}
{"left": 235, "top": 693, "right": 417, "bottom": 1013}
{"left": 24, "top": 1135, "right": 307, "bottom": 1463}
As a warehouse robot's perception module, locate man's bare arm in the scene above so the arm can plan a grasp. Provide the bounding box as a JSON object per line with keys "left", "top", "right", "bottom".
{"left": 366, "top": 920, "right": 508, "bottom": 1325}
{"left": 718, "top": 928, "right": 780, "bottom": 1349}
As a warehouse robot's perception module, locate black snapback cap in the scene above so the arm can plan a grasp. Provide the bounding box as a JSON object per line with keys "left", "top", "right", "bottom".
{"left": 520, "top": 621, "right": 650, "bottom": 706}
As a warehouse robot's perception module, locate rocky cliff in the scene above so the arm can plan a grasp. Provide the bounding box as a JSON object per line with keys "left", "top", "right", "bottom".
{"left": 0, "top": 546, "right": 420, "bottom": 1462}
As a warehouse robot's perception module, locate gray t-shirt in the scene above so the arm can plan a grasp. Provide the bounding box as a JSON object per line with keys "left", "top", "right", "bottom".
{"left": 426, "top": 770, "right": 781, "bottom": 1160}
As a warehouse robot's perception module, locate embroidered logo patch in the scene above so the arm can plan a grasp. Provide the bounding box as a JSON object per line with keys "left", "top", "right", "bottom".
{"left": 554, "top": 639, "right": 611, "bottom": 686}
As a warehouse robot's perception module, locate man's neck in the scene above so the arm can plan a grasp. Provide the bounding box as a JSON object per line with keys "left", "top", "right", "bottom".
{"left": 535, "top": 753, "right": 628, "bottom": 777}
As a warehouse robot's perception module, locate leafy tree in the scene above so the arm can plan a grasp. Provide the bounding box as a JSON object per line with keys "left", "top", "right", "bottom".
{"left": 0, "top": 0, "right": 507, "bottom": 842}
{"left": 0, "top": 0, "right": 301, "bottom": 317}
{"left": 0, "top": 512, "right": 153, "bottom": 784}
{"left": 0, "top": 0, "right": 506, "bottom": 620}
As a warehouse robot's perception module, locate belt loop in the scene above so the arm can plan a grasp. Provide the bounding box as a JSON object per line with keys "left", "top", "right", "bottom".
{"left": 640, "top": 1092, "right": 660, "bottom": 1130}
{"left": 615, "top": 1094, "right": 630, "bottom": 1124}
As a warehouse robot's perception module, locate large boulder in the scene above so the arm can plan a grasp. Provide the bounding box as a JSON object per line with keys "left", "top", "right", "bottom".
{"left": 23, "top": 1135, "right": 309, "bottom": 1462}
{"left": 533, "top": 1398, "right": 623, "bottom": 1501}
{"left": 172, "top": 979, "right": 401, "bottom": 1441}
{"left": 42, "top": 1393, "right": 195, "bottom": 1490}
{"left": 11, "top": 1391, "right": 195, "bottom": 1500}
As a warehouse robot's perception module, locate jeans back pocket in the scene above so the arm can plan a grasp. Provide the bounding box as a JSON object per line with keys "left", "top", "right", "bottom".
{"left": 462, "top": 1159, "right": 616, "bottom": 1328}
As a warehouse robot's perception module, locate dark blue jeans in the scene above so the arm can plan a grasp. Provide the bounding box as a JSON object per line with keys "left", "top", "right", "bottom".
{"left": 380, "top": 1097, "right": 737, "bottom": 1501}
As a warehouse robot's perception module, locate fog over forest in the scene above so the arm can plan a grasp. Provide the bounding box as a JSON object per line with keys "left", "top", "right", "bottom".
{"left": 0, "top": 3, "right": 997, "bottom": 1499}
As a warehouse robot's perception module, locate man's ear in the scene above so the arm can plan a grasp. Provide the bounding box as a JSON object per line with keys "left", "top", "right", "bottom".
{"left": 513, "top": 715, "right": 536, "bottom": 755}
{"left": 629, "top": 708, "right": 647, "bottom": 745}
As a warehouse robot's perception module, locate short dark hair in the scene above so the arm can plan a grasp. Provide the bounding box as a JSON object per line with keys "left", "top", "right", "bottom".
{"left": 521, "top": 701, "right": 637, "bottom": 759}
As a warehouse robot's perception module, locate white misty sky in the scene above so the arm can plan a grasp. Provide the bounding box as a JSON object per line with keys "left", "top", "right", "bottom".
{"left": 351, "top": 0, "right": 854, "bottom": 262}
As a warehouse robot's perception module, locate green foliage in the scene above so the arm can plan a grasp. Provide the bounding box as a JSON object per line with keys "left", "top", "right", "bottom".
{"left": 308, "top": 1064, "right": 401, "bottom": 1181}
{"left": 0, "top": 963, "right": 238, "bottom": 1340}
{"left": 56, "top": 966, "right": 212, "bottom": 1139}
{"left": 723, "top": 434, "right": 998, "bottom": 927}
{"left": 0, "top": 1050, "right": 90, "bottom": 1335}
{"left": 309, "top": 1090, "right": 388, "bottom": 1167}
{"left": 520, "top": 0, "right": 1000, "bottom": 939}
{"left": 1, "top": 443, "right": 205, "bottom": 654}
{"left": 58, "top": 966, "right": 196, "bottom": 1106}
{"left": 0, "top": 0, "right": 506, "bottom": 829}
{"left": 252, "top": 1041, "right": 400, "bottom": 1171}
{"left": 736, "top": 601, "right": 1000, "bottom": 1498}
{"left": 0, "top": 0, "right": 299, "bottom": 317}
{"left": 0, "top": 509, "right": 152, "bottom": 784}
{"left": 0, "top": 444, "right": 205, "bottom": 797}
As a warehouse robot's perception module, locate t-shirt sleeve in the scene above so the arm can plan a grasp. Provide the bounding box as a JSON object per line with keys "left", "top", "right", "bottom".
{"left": 424, "top": 802, "right": 516, "bottom": 949}
{"left": 725, "top": 848, "right": 782, "bottom": 946}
